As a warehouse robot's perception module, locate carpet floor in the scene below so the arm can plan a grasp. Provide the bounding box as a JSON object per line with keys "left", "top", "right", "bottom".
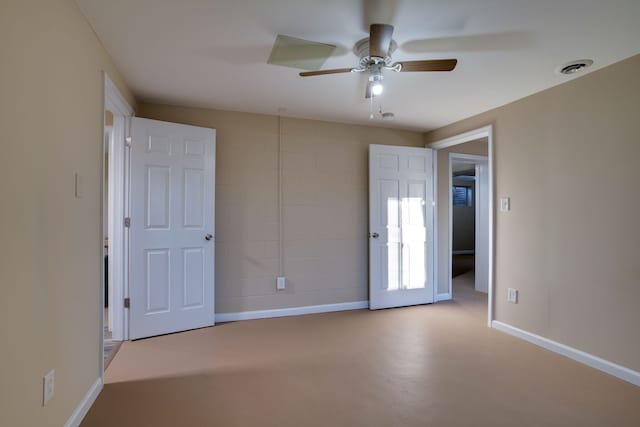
{"left": 82, "top": 275, "right": 640, "bottom": 426}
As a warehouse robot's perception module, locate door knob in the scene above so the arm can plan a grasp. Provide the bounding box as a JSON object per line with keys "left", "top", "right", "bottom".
{"left": 205, "top": 233, "right": 213, "bottom": 241}
{"left": 369, "top": 232, "right": 379, "bottom": 239}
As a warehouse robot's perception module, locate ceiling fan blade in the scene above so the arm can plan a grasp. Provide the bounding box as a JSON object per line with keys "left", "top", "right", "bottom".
{"left": 394, "top": 59, "right": 458, "bottom": 72}
{"left": 401, "top": 32, "right": 533, "bottom": 53}
{"left": 299, "top": 68, "right": 354, "bottom": 77}
{"left": 369, "top": 24, "right": 394, "bottom": 58}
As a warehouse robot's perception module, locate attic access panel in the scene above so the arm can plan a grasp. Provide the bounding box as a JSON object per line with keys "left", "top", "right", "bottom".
{"left": 267, "top": 35, "right": 336, "bottom": 71}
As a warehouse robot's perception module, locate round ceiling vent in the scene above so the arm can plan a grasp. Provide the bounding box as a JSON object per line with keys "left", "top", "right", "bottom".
{"left": 556, "top": 59, "right": 594, "bottom": 75}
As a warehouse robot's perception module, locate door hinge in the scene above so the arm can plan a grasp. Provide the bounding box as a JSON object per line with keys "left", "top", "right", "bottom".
{"left": 124, "top": 217, "right": 131, "bottom": 228}
{"left": 125, "top": 136, "right": 132, "bottom": 147}
{"left": 124, "top": 298, "right": 130, "bottom": 309}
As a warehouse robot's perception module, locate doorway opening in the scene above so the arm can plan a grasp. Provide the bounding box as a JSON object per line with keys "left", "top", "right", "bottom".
{"left": 430, "top": 126, "right": 494, "bottom": 326}
{"left": 449, "top": 153, "right": 489, "bottom": 311}
{"left": 101, "top": 73, "right": 133, "bottom": 376}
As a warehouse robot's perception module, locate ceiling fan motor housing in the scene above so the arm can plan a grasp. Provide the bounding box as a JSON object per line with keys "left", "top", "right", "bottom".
{"left": 355, "top": 38, "right": 397, "bottom": 68}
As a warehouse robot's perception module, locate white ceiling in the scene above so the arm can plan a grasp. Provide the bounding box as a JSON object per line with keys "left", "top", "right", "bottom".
{"left": 77, "top": 0, "right": 640, "bottom": 132}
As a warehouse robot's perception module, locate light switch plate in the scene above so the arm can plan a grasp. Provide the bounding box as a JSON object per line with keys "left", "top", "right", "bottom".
{"left": 276, "top": 277, "right": 286, "bottom": 290}
{"left": 75, "top": 173, "right": 83, "bottom": 198}
{"left": 500, "top": 197, "right": 510, "bottom": 212}
{"left": 507, "top": 288, "right": 518, "bottom": 304}
{"left": 43, "top": 369, "right": 55, "bottom": 406}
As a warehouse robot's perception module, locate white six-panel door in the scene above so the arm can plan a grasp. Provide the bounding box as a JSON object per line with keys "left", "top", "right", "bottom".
{"left": 369, "top": 145, "right": 434, "bottom": 310}
{"left": 129, "top": 118, "right": 216, "bottom": 339}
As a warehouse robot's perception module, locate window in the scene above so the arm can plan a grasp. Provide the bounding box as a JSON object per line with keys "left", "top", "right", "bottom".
{"left": 452, "top": 185, "right": 473, "bottom": 207}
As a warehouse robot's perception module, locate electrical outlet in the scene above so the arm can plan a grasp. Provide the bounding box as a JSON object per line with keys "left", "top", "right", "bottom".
{"left": 43, "top": 369, "right": 55, "bottom": 406}
{"left": 276, "top": 276, "right": 286, "bottom": 291}
{"left": 507, "top": 288, "right": 518, "bottom": 304}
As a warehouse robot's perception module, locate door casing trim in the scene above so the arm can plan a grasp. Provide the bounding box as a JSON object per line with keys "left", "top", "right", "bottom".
{"left": 102, "top": 72, "right": 134, "bottom": 379}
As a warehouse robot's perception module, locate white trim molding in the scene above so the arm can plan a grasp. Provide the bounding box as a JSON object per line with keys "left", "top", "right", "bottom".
{"left": 435, "top": 293, "right": 452, "bottom": 302}
{"left": 492, "top": 321, "right": 640, "bottom": 387}
{"left": 429, "top": 125, "right": 493, "bottom": 150}
{"left": 102, "top": 71, "right": 134, "bottom": 350}
{"left": 104, "top": 73, "right": 134, "bottom": 117}
{"left": 215, "top": 301, "right": 369, "bottom": 323}
{"left": 431, "top": 152, "right": 439, "bottom": 304}
{"left": 64, "top": 378, "right": 103, "bottom": 427}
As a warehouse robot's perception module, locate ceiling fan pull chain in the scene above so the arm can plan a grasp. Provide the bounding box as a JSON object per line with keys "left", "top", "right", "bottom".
{"left": 369, "top": 93, "right": 374, "bottom": 119}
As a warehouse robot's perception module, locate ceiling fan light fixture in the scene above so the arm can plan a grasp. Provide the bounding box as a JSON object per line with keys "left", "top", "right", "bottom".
{"left": 371, "top": 82, "right": 384, "bottom": 96}
{"left": 368, "top": 70, "right": 384, "bottom": 96}
{"left": 368, "top": 71, "right": 383, "bottom": 82}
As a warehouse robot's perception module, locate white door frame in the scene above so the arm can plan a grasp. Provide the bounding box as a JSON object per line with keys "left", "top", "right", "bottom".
{"left": 449, "top": 153, "right": 489, "bottom": 295}
{"left": 429, "top": 125, "right": 494, "bottom": 326}
{"left": 102, "top": 72, "right": 133, "bottom": 377}
{"left": 104, "top": 125, "right": 113, "bottom": 333}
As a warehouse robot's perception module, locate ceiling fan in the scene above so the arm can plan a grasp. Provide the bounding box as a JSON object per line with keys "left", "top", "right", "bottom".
{"left": 296, "top": 24, "right": 457, "bottom": 99}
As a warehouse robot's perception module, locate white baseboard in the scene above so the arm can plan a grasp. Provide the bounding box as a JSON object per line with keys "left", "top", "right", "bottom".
{"left": 435, "top": 293, "right": 452, "bottom": 302}
{"left": 492, "top": 321, "right": 640, "bottom": 387}
{"left": 64, "top": 377, "right": 103, "bottom": 427}
{"left": 452, "top": 250, "right": 475, "bottom": 255}
{"left": 215, "top": 300, "right": 369, "bottom": 323}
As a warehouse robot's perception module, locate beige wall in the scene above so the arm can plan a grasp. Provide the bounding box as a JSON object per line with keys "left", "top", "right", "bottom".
{"left": 435, "top": 139, "right": 488, "bottom": 294}
{"left": 425, "top": 54, "right": 640, "bottom": 371}
{"left": 138, "top": 103, "right": 424, "bottom": 313}
{"left": 0, "top": 1, "right": 135, "bottom": 426}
